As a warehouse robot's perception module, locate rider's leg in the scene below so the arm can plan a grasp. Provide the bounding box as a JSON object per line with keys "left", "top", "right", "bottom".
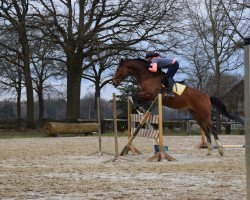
{"left": 166, "top": 61, "right": 179, "bottom": 78}
{"left": 161, "top": 74, "right": 174, "bottom": 96}
{"left": 161, "top": 62, "right": 179, "bottom": 96}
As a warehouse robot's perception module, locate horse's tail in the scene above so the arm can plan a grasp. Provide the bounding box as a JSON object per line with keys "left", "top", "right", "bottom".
{"left": 210, "top": 96, "right": 245, "bottom": 126}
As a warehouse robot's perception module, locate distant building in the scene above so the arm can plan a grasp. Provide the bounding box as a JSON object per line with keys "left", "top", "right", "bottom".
{"left": 221, "top": 79, "right": 244, "bottom": 116}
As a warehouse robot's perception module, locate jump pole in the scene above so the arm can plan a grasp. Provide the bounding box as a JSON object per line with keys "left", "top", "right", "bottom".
{"left": 113, "top": 93, "right": 119, "bottom": 157}
{"left": 113, "top": 94, "right": 174, "bottom": 162}
{"left": 88, "top": 97, "right": 110, "bottom": 156}
{"left": 244, "top": 37, "right": 250, "bottom": 200}
{"left": 112, "top": 95, "right": 158, "bottom": 162}
{"left": 148, "top": 94, "right": 175, "bottom": 161}
{"left": 126, "top": 97, "right": 142, "bottom": 155}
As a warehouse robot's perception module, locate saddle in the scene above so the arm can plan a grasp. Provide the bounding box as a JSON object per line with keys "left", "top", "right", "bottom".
{"left": 162, "top": 80, "right": 186, "bottom": 96}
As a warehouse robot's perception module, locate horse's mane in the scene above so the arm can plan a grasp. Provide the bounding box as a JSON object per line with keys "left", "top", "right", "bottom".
{"left": 133, "top": 58, "right": 151, "bottom": 65}
{"left": 124, "top": 58, "right": 151, "bottom": 68}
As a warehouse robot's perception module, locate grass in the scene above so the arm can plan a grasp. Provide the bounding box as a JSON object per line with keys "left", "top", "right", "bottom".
{"left": 0, "top": 128, "right": 48, "bottom": 139}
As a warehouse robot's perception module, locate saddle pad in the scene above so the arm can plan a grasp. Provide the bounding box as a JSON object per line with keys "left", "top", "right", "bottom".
{"left": 172, "top": 83, "right": 186, "bottom": 95}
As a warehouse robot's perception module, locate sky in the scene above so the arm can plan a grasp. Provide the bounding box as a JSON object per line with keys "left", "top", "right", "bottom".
{"left": 81, "top": 81, "right": 120, "bottom": 101}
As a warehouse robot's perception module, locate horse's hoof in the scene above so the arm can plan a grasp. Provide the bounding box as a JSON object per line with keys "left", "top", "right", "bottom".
{"left": 218, "top": 148, "right": 224, "bottom": 156}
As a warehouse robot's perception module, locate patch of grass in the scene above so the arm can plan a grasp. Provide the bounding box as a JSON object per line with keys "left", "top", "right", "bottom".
{"left": 0, "top": 129, "right": 47, "bottom": 139}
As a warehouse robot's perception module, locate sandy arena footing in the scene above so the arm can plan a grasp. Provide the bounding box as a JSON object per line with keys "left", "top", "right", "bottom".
{"left": 0, "top": 135, "right": 246, "bottom": 200}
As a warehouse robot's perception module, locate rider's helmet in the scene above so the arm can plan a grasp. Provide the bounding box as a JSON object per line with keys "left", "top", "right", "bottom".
{"left": 145, "top": 51, "right": 160, "bottom": 59}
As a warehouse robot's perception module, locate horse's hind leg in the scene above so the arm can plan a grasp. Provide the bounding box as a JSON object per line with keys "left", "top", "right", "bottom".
{"left": 190, "top": 110, "right": 213, "bottom": 155}
{"left": 203, "top": 127, "right": 213, "bottom": 156}
{"left": 209, "top": 124, "right": 224, "bottom": 156}
{"left": 198, "top": 123, "right": 213, "bottom": 155}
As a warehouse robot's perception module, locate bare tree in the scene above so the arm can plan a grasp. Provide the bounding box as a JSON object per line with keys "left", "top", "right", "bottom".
{"left": 0, "top": 59, "right": 23, "bottom": 125}
{"left": 181, "top": 40, "right": 211, "bottom": 91}
{"left": 32, "top": 0, "right": 179, "bottom": 122}
{"left": 220, "top": 0, "right": 250, "bottom": 44}
{"left": 181, "top": 0, "right": 246, "bottom": 131}
{"left": 30, "top": 37, "right": 65, "bottom": 121}
{"left": 82, "top": 54, "right": 118, "bottom": 112}
{"left": 182, "top": 0, "right": 244, "bottom": 96}
{"left": 0, "top": 0, "right": 35, "bottom": 127}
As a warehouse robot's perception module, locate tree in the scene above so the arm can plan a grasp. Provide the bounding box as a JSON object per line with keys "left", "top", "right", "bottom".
{"left": 115, "top": 77, "right": 141, "bottom": 118}
{"left": 33, "top": 0, "right": 179, "bottom": 122}
{"left": 0, "top": 0, "right": 35, "bottom": 127}
{"left": 30, "top": 38, "right": 65, "bottom": 121}
{"left": 0, "top": 59, "right": 23, "bottom": 125}
{"left": 205, "top": 73, "right": 242, "bottom": 97}
{"left": 183, "top": 0, "right": 244, "bottom": 96}
{"left": 82, "top": 54, "right": 118, "bottom": 114}
{"left": 220, "top": 0, "right": 250, "bottom": 44}
{"left": 182, "top": 0, "right": 245, "bottom": 131}
{"left": 181, "top": 41, "right": 211, "bottom": 91}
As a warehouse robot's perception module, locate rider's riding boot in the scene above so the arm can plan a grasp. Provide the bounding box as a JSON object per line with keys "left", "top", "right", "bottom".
{"left": 161, "top": 76, "right": 175, "bottom": 97}
{"left": 166, "top": 78, "right": 175, "bottom": 96}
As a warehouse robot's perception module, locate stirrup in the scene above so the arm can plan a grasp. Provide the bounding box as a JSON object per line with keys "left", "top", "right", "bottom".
{"left": 166, "top": 90, "right": 175, "bottom": 97}
{"left": 160, "top": 87, "right": 174, "bottom": 97}
{"left": 160, "top": 87, "right": 167, "bottom": 94}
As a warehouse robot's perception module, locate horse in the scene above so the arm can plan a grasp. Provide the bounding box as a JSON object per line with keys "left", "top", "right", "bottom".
{"left": 112, "top": 58, "right": 244, "bottom": 156}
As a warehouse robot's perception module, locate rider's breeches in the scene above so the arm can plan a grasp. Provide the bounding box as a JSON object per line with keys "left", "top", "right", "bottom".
{"left": 165, "top": 61, "right": 179, "bottom": 78}
{"left": 162, "top": 61, "right": 179, "bottom": 85}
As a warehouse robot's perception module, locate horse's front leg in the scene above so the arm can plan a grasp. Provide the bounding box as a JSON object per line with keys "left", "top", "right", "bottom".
{"left": 131, "top": 91, "right": 154, "bottom": 112}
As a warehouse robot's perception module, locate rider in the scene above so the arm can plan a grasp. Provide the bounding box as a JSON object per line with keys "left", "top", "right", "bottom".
{"left": 145, "top": 51, "right": 179, "bottom": 96}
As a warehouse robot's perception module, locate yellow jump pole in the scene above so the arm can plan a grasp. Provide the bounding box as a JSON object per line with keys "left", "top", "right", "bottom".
{"left": 113, "top": 95, "right": 159, "bottom": 161}
{"left": 148, "top": 93, "right": 175, "bottom": 162}
{"left": 125, "top": 97, "right": 142, "bottom": 155}
{"left": 158, "top": 93, "right": 164, "bottom": 154}
{"left": 127, "top": 97, "right": 132, "bottom": 139}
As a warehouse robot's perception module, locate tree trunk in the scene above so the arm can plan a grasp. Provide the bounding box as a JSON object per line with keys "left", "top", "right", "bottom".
{"left": 18, "top": 20, "right": 35, "bottom": 128}
{"left": 215, "top": 66, "right": 222, "bottom": 133}
{"left": 66, "top": 56, "right": 83, "bottom": 122}
{"left": 94, "top": 82, "right": 101, "bottom": 119}
{"left": 37, "top": 85, "right": 44, "bottom": 122}
{"left": 24, "top": 63, "right": 35, "bottom": 128}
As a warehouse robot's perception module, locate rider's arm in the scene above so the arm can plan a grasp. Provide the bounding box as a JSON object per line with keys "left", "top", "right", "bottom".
{"left": 148, "top": 63, "right": 158, "bottom": 72}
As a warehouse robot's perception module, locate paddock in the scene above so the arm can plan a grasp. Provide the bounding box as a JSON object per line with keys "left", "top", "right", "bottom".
{"left": 0, "top": 135, "right": 246, "bottom": 199}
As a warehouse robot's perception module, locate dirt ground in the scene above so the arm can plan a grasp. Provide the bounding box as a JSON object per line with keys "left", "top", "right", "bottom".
{"left": 0, "top": 135, "right": 246, "bottom": 200}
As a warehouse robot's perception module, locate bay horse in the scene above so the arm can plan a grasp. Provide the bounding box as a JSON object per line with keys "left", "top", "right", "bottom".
{"left": 112, "top": 58, "right": 244, "bottom": 156}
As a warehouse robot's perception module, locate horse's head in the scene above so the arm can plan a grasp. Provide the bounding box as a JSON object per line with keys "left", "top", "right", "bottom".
{"left": 112, "top": 59, "right": 129, "bottom": 87}
{"left": 112, "top": 58, "right": 152, "bottom": 87}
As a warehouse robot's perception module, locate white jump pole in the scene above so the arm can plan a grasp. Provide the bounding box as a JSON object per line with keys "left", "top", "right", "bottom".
{"left": 244, "top": 37, "right": 250, "bottom": 200}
